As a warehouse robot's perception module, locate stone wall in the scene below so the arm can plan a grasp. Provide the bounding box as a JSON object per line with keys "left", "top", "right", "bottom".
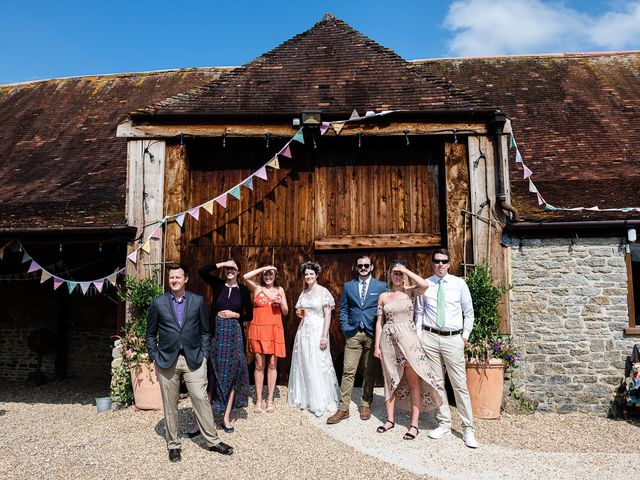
{"left": 510, "top": 236, "right": 636, "bottom": 414}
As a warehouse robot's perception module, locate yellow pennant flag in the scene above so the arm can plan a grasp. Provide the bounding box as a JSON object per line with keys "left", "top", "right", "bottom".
{"left": 266, "top": 156, "right": 280, "bottom": 169}
{"left": 203, "top": 200, "right": 214, "bottom": 215}
{"left": 332, "top": 122, "right": 345, "bottom": 135}
{"left": 40, "top": 270, "right": 52, "bottom": 283}
{"left": 141, "top": 240, "right": 151, "bottom": 254}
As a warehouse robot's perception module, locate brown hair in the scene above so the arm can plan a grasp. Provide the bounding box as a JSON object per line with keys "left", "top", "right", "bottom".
{"left": 166, "top": 262, "right": 189, "bottom": 277}
{"left": 431, "top": 248, "right": 451, "bottom": 262}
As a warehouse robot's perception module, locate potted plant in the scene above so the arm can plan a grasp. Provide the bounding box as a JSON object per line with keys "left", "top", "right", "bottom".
{"left": 464, "top": 264, "right": 521, "bottom": 418}
{"left": 110, "top": 273, "right": 164, "bottom": 409}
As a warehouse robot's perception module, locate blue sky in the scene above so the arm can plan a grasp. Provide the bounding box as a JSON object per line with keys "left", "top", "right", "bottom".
{"left": 2, "top": 0, "right": 639, "bottom": 84}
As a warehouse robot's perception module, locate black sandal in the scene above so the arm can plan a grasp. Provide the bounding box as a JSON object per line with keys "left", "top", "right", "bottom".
{"left": 403, "top": 425, "right": 419, "bottom": 440}
{"left": 376, "top": 420, "right": 395, "bottom": 433}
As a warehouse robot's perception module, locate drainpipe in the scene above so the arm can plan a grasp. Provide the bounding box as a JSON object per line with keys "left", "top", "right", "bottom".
{"left": 488, "top": 112, "right": 519, "bottom": 222}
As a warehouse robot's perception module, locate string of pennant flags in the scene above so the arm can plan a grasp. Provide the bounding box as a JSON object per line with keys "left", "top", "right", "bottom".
{"left": 0, "top": 109, "right": 393, "bottom": 295}
{"left": 0, "top": 239, "right": 124, "bottom": 294}
{"left": 510, "top": 132, "right": 640, "bottom": 212}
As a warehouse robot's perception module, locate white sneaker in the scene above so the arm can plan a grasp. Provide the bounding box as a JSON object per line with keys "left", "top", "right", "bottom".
{"left": 428, "top": 425, "right": 452, "bottom": 439}
{"left": 463, "top": 429, "right": 478, "bottom": 448}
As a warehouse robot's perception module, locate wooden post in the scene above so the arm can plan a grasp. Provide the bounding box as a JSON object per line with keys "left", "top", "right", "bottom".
{"left": 163, "top": 142, "right": 189, "bottom": 265}
{"left": 444, "top": 142, "right": 470, "bottom": 276}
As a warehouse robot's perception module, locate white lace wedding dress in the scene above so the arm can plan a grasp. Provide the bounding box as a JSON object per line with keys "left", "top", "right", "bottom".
{"left": 287, "top": 285, "right": 339, "bottom": 416}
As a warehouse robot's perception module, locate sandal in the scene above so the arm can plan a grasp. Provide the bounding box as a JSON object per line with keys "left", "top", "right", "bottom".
{"left": 266, "top": 401, "right": 275, "bottom": 413}
{"left": 376, "top": 420, "right": 395, "bottom": 433}
{"left": 403, "top": 425, "right": 419, "bottom": 440}
{"left": 254, "top": 401, "right": 263, "bottom": 414}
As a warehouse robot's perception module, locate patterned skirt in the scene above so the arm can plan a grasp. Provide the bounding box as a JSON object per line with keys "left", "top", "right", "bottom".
{"left": 208, "top": 316, "right": 250, "bottom": 415}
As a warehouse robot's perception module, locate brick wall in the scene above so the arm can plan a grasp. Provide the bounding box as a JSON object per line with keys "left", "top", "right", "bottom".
{"left": 510, "top": 237, "right": 636, "bottom": 413}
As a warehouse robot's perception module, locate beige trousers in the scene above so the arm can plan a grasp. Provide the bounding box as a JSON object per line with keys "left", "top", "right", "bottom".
{"left": 156, "top": 355, "right": 221, "bottom": 450}
{"left": 419, "top": 331, "right": 474, "bottom": 430}
{"left": 339, "top": 330, "right": 378, "bottom": 411}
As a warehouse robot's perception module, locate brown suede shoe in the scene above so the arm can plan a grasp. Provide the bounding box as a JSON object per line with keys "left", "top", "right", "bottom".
{"left": 359, "top": 405, "right": 372, "bottom": 420}
{"left": 326, "top": 410, "right": 349, "bottom": 424}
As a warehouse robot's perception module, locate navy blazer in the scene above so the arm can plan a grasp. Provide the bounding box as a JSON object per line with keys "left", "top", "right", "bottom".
{"left": 145, "top": 291, "right": 210, "bottom": 370}
{"left": 339, "top": 277, "right": 388, "bottom": 338}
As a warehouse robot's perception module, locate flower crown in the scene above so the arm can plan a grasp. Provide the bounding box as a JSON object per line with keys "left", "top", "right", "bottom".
{"left": 299, "top": 261, "right": 322, "bottom": 276}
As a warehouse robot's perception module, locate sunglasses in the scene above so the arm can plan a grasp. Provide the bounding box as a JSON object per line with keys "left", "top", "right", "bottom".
{"left": 432, "top": 259, "right": 450, "bottom": 265}
{"left": 357, "top": 264, "right": 371, "bottom": 270}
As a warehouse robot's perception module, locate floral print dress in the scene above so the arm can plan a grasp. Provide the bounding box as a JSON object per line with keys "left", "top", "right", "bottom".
{"left": 380, "top": 296, "right": 443, "bottom": 412}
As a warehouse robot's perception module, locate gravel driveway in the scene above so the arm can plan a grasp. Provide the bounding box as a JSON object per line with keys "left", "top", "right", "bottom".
{"left": 0, "top": 381, "right": 637, "bottom": 480}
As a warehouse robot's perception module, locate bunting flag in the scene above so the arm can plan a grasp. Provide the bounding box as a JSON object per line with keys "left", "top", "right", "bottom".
{"left": 80, "top": 281, "right": 91, "bottom": 294}
{"left": 515, "top": 149, "right": 523, "bottom": 163}
{"left": 266, "top": 157, "right": 280, "bottom": 169}
{"left": 255, "top": 166, "right": 268, "bottom": 180}
{"left": 292, "top": 130, "right": 305, "bottom": 144}
{"left": 229, "top": 185, "right": 241, "bottom": 200}
{"left": 175, "top": 213, "right": 186, "bottom": 228}
{"left": 536, "top": 192, "right": 545, "bottom": 205}
{"left": 280, "top": 145, "right": 292, "bottom": 158}
{"left": 141, "top": 240, "right": 151, "bottom": 254}
{"left": 93, "top": 280, "right": 104, "bottom": 293}
{"left": 214, "top": 194, "right": 228, "bottom": 208}
{"left": 332, "top": 122, "right": 345, "bottom": 135}
{"left": 523, "top": 165, "right": 533, "bottom": 179}
{"left": 544, "top": 204, "right": 557, "bottom": 211}
{"left": 203, "top": 200, "right": 214, "bottom": 215}
{"left": 22, "top": 252, "right": 32, "bottom": 263}
{"left": 320, "top": 122, "right": 330, "bottom": 135}
{"left": 127, "top": 250, "right": 137, "bottom": 264}
{"left": 528, "top": 179, "right": 538, "bottom": 193}
{"left": 107, "top": 272, "right": 118, "bottom": 285}
{"left": 67, "top": 281, "right": 78, "bottom": 294}
{"left": 27, "top": 261, "right": 41, "bottom": 273}
{"left": 510, "top": 133, "right": 517, "bottom": 149}
{"left": 40, "top": 270, "right": 52, "bottom": 283}
{"left": 0, "top": 246, "right": 5, "bottom": 260}
{"left": 242, "top": 177, "right": 254, "bottom": 190}
{"left": 53, "top": 278, "right": 64, "bottom": 290}
{"left": 150, "top": 226, "right": 162, "bottom": 239}
{"left": 187, "top": 207, "right": 200, "bottom": 221}
{"left": 349, "top": 109, "right": 360, "bottom": 120}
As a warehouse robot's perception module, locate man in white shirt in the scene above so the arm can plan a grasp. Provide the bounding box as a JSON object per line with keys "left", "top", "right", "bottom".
{"left": 415, "top": 249, "right": 478, "bottom": 448}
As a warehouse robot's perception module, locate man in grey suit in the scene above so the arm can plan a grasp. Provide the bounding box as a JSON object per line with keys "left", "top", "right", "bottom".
{"left": 327, "top": 254, "right": 387, "bottom": 424}
{"left": 146, "top": 263, "right": 233, "bottom": 462}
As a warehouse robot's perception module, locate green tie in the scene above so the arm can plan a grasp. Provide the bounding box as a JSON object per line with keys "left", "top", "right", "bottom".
{"left": 437, "top": 278, "right": 445, "bottom": 328}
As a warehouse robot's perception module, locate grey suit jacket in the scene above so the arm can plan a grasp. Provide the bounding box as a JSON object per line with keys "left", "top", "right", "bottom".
{"left": 145, "top": 291, "right": 210, "bottom": 370}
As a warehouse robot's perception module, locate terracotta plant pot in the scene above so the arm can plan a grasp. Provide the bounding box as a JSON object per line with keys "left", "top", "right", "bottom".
{"left": 465, "top": 359, "right": 505, "bottom": 419}
{"left": 130, "top": 362, "right": 162, "bottom": 410}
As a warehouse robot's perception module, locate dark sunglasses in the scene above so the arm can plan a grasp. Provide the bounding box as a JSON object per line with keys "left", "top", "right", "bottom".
{"left": 432, "top": 259, "right": 450, "bottom": 265}
{"left": 357, "top": 264, "right": 371, "bottom": 269}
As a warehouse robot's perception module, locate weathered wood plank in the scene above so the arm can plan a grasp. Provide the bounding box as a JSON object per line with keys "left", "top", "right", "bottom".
{"left": 315, "top": 233, "right": 441, "bottom": 250}
{"left": 444, "top": 142, "right": 469, "bottom": 276}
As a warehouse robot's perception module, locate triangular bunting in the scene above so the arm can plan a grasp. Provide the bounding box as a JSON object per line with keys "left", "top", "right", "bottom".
{"left": 40, "top": 270, "right": 52, "bottom": 283}
{"left": 0, "top": 246, "right": 4, "bottom": 260}
{"left": 127, "top": 250, "right": 138, "bottom": 264}
{"left": 27, "top": 260, "right": 42, "bottom": 273}
{"left": 242, "top": 177, "right": 254, "bottom": 190}
{"left": 214, "top": 194, "right": 228, "bottom": 208}
{"left": 515, "top": 149, "right": 523, "bottom": 163}
{"left": 11, "top": 242, "right": 22, "bottom": 253}
{"left": 332, "top": 122, "right": 345, "bottom": 135}
{"left": 187, "top": 207, "right": 200, "bottom": 221}
{"left": 523, "top": 165, "right": 533, "bottom": 179}
{"left": 150, "top": 226, "right": 162, "bottom": 239}
{"left": 544, "top": 204, "right": 557, "bottom": 211}
{"left": 141, "top": 240, "right": 151, "bottom": 254}
{"left": 509, "top": 134, "right": 517, "bottom": 149}
{"left": 203, "top": 200, "right": 214, "bottom": 215}
{"left": 93, "top": 280, "right": 104, "bottom": 293}
{"left": 292, "top": 130, "right": 305, "bottom": 144}
{"left": 107, "top": 272, "right": 118, "bottom": 285}
{"left": 365, "top": 110, "right": 375, "bottom": 117}
{"left": 229, "top": 186, "right": 241, "bottom": 200}
{"left": 349, "top": 109, "right": 360, "bottom": 120}
{"left": 266, "top": 157, "right": 280, "bottom": 169}
{"left": 67, "top": 281, "right": 78, "bottom": 294}
{"left": 80, "top": 281, "right": 91, "bottom": 294}
{"left": 175, "top": 213, "right": 186, "bottom": 228}
{"left": 536, "top": 193, "right": 545, "bottom": 205}
{"left": 22, "top": 252, "right": 32, "bottom": 263}
{"left": 53, "top": 277, "right": 64, "bottom": 290}
{"left": 586, "top": 206, "right": 600, "bottom": 211}
{"left": 320, "top": 122, "right": 330, "bottom": 135}
{"left": 255, "top": 166, "right": 268, "bottom": 180}
{"left": 528, "top": 179, "right": 538, "bottom": 193}
{"left": 280, "top": 145, "right": 292, "bottom": 158}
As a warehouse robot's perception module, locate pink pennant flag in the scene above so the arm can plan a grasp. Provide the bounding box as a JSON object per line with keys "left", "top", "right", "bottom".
{"left": 320, "top": 122, "right": 330, "bottom": 135}
{"left": 187, "top": 207, "right": 200, "bottom": 221}
{"left": 93, "top": 280, "right": 104, "bottom": 293}
{"left": 523, "top": 165, "right": 533, "bottom": 179}
{"left": 202, "top": 200, "right": 214, "bottom": 215}
{"left": 255, "top": 166, "right": 268, "bottom": 180}
{"left": 214, "top": 194, "right": 228, "bottom": 208}
{"left": 280, "top": 145, "right": 292, "bottom": 158}
{"left": 127, "top": 250, "right": 138, "bottom": 264}
{"left": 27, "top": 260, "right": 42, "bottom": 273}
{"left": 528, "top": 179, "right": 538, "bottom": 193}
{"left": 150, "top": 226, "right": 162, "bottom": 240}
{"left": 80, "top": 282, "right": 91, "bottom": 294}
{"left": 349, "top": 109, "right": 360, "bottom": 120}
{"left": 175, "top": 213, "right": 186, "bottom": 228}
{"left": 536, "top": 192, "right": 545, "bottom": 205}
{"left": 53, "top": 277, "right": 64, "bottom": 290}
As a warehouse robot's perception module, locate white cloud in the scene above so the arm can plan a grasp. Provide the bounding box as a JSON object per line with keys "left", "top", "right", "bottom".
{"left": 443, "top": 0, "right": 640, "bottom": 56}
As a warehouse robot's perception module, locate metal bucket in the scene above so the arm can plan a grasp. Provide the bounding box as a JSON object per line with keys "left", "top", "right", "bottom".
{"left": 95, "top": 396, "right": 113, "bottom": 413}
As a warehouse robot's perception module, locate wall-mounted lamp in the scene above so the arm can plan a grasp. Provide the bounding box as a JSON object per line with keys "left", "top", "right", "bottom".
{"left": 301, "top": 110, "right": 321, "bottom": 126}
{"left": 629, "top": 228, "right": 637, "bottom": 242}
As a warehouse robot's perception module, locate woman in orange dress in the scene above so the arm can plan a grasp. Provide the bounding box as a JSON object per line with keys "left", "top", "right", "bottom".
{"left": 243, "top": 265, "right": 288, "bottom": 413}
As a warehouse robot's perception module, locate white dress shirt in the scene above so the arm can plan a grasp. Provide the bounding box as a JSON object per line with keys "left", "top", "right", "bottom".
{"left": 415, "top": 273, "right": 474, "bottom": 340}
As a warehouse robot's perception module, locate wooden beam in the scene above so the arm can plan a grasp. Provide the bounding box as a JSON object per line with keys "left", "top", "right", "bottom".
{"left": 164, "top": 143, "right": 189, "bottom": 264}
{"left": 444, "top": 142, "right": 469, "bottom": 276}
{"left": 314, "top": 233, "right": 441, "bottom": 250}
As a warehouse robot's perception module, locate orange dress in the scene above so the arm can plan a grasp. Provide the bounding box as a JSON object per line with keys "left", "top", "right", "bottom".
{"left": 247, "top": 290, "right": 286, "bottom": 358}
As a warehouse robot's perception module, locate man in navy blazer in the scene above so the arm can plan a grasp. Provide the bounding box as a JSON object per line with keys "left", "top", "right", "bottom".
{"left": 327, "top": 254, "right": 387, "bottom": 424}
{"left": 146, "top": 263, "right": 233, "bottom": 462}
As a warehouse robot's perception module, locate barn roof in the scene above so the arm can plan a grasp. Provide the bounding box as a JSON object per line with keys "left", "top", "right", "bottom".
{"left": 132, "top": 13, "right": 492, "bottom": 120}
{"left": 0, "top": 68, "right": 225, "bottom": 231}
{"left": 416, "top": 52, "right": 640, "bottom": 223}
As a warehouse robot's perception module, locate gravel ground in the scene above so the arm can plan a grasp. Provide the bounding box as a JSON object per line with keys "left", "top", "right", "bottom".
{"left": 0, "top": 380, "right": 638, "bottom": 480}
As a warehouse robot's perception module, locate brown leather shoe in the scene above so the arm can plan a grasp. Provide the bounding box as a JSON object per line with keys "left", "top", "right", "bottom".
{"left": 326, "top": 410, "right": 349, "bottom": 424}
{"left": 359, "top": 405, "right": 372, "bottom": 420}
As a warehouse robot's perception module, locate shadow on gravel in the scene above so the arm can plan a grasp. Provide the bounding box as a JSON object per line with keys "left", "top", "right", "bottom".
{"left": 0, "top": 378, "right": 109, "bottom": 405}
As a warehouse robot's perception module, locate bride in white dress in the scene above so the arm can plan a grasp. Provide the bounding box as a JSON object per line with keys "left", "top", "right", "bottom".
{"left": 288, "top": 261, "right": 339, "bottom": 417}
